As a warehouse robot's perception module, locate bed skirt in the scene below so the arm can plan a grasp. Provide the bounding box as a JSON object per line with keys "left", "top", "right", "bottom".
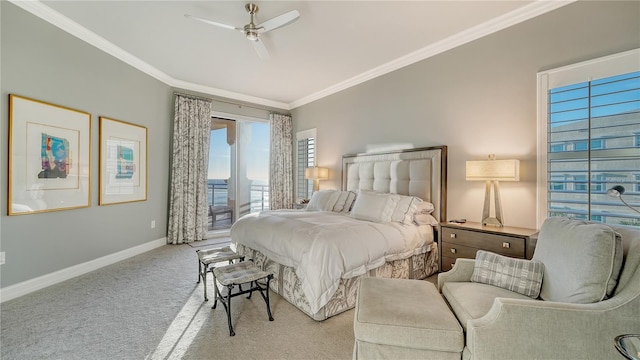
{"left": 235, "top": 242, "right": 439, "bottom": 321}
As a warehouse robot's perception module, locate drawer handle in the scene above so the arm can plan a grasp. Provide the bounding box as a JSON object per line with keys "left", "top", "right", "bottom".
{"left": 450, "top": 248, "right": 457, "bottom": 254}
{"left": 450, "top": 233, "right": 457, "bottom": 238}
{"left": 502, "top": 242, "right": 510, "bottom": 249}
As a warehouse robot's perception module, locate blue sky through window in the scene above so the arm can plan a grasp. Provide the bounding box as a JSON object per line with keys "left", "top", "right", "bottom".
{"left": 549, "top": 71, "right": 640, "bottom": 125}
{"left": 208, "top": 121, "right": 270, "bottom": 182}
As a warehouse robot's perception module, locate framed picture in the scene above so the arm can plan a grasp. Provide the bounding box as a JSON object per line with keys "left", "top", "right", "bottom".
{"left": 99, "top": 117, "right": 147, "bottom": 205}
{"left": 8, "top": 94, "right": 92, "bottom": 215}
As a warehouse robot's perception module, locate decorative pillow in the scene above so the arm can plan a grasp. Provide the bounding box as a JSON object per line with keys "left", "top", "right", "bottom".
{"left": 533, "top": 217, "right": 623, "bottom": 303}
{"left": 471, "top": 250, "right": 544, "bottom": 298}
{"left": 306, "top": 190, "right": 341, "bottom": 211}
{"left": 350, "top": 191, "right": 398, "bottom": 223}
{"left": 341, "top": 191, "right": 357, "bottom": 213}
{"left": 413, "top": 213, "right": 439, "bottom": 226}
{"left": 391, "top": 195, "right": 423, "bottom": 224}
{"left": 332, "top": 191, "right": 356, "bottom": 212}
{"left": 415, "top": 201, "right": 435, "bottom": 214}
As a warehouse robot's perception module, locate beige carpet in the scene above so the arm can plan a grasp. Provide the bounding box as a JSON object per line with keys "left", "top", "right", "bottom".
{"left": 1, "top": 242, "right": 355, "bottom": 360}
{"left": 154, "top": 288, "right": 356, "bottom": 360}
{"left": 2, "top": 240, "right": 436, "bottom": 360}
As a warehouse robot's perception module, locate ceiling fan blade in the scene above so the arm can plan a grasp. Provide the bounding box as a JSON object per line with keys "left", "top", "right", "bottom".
{"left": 251, "top": 38, "right": 270, "bottom": 60}
{"left": 184, "top": 14, "right": 242, "bottom": 32}
{"left": 258, "top": 10, "right": 300, "bottom": 33}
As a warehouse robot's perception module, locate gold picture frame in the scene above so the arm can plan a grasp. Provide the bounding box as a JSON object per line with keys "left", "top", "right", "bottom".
{"left": 99, "top": 117, "right": 148, "bottom": 205}
{"left": 8, "top": 94, "right": 92, "bottom": 215}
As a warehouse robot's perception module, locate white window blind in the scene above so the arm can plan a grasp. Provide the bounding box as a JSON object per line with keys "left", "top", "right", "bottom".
{"left": 540, "top": 50, "right": 640, "bottom": 228}
{"left": 296, "top": 129, "right": 316, "bottom": 200}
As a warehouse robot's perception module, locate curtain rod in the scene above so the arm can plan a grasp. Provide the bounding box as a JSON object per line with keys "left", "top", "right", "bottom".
{"left": 173, "top": 92, "right": 213, "bottom": 102}
{"left": 173, "top": 92, "right": 285, "bottom": 113}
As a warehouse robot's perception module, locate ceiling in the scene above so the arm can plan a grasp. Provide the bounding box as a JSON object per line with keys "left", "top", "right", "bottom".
{"left": 14, "top": 1, "right": 572, "bottom": 109}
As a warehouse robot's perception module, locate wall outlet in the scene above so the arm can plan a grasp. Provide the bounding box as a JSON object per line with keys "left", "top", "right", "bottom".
{"left": 0, "top": 252, "right": 5, "bottom": 265}
{"left": 151, "top": 220, "right": 156, "bottom": 229}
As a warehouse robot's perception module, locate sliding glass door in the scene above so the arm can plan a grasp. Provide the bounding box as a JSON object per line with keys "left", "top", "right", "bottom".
{"left": 208, "top": 117, "right": 269, "bottom": 232}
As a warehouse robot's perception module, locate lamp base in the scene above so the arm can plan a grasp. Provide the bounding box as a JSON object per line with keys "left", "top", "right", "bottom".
{"left": 482, "top": 217, "right": 504, "bottom": 227}
{"left": 482, "top": 180, "right": 504, "bottom": 227}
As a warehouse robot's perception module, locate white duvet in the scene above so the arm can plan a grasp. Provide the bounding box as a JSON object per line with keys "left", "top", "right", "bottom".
{"left": 230, "top": 210, "right": 434, "bottom": 314}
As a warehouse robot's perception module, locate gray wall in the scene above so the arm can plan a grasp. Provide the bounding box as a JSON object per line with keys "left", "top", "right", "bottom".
{"left": 1, "top": 2, "right": 173, "bottom": 287}
{"left": 291, "top": 1, "right": 640, "bottom": 229}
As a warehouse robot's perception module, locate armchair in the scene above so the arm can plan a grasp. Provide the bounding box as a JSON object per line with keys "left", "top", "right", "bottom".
{"left": 438, "top": 219, "right": 640, "bottom": 360}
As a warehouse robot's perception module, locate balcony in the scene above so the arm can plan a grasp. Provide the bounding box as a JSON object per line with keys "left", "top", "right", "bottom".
{"left": 207, "top": 179, "right": 269, "bottom": 231}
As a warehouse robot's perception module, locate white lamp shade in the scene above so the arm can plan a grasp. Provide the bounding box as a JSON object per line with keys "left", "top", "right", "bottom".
{"left": 466, "top": 159, "right": 520, "bottom": 181}
{"left": 305, "top": 167, "right": 329, "bottom": 180}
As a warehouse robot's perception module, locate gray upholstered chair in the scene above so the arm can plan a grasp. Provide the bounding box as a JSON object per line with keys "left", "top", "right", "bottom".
{"left": 438, "top": 218, "right": 640, "bottom": 360}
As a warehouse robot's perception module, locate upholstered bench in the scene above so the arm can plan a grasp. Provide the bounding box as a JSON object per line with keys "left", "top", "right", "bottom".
{"left": 212, "top": 261, "right": 274, "bottom": 336}
{"left": 353, "top": 277, "right": 464, "bottom": 359}
{"left": 196, "top": 246, "right": 244, "bottom": 301}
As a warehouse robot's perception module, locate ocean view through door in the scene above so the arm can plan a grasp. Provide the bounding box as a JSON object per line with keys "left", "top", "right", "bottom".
{"left": 208, "top": 117, "right": 270, "bottom": 232}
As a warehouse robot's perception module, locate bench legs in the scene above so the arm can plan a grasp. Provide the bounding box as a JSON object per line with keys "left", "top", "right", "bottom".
{"left": 197, "top": 256, "right": 244, "bottom": 301}
{"left": 212, "top": 274, "right": 274, "bottom": 336}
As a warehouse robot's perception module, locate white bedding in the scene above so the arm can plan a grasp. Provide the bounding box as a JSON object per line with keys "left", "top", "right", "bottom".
{"left": 230, "top": 210, "right": 434, "bottom": 314}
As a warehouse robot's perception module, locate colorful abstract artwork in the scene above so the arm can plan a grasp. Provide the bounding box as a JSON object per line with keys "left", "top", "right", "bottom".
{"left": 39, "top": 133, "right": 70, "bottom": 179}
{"left": 116, "top": 145, "right": 135, "bottom": 179}
{"left": 9, "top": 94, "right": 91, "bottom": 215}
{"left": 99, "top": 116, "right": 147, "bottom": 205}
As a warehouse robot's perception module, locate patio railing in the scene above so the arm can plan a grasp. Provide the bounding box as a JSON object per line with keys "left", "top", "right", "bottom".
{"left": 207, "top": 179, "right": 269, "bottom": 212}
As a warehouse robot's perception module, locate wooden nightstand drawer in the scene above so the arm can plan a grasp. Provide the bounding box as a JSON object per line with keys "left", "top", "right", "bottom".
{"left": 442, "top": 242, "right": 479, "bottom": 259}
{"left": 442, "top": 228, "right": 525, "bottom": 258}
{"left": 441, "top": 256, "right": 458, "bottom": 272}
{"left": 439, "top": 222, "right": 538, "bottom": 272}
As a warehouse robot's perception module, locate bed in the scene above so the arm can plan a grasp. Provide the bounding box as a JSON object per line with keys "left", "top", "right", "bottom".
{"left": 231, "top": 146, "right": 447, "bottom": 320}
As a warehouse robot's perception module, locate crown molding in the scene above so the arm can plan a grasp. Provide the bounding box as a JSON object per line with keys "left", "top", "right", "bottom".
{"left": 9, "top": 0, "right": 174, "bottom": 85}
{"left": 288, "top": 0, "right": 576, "bottom": 109}
{"left": 8, "top": 0, "right": 288, "bottom": 110}
{"left": 10, "top": 0, "right": 574, "bottom": 111}
{"left": 171, "top": 79, "right": 290, "bottom": 110}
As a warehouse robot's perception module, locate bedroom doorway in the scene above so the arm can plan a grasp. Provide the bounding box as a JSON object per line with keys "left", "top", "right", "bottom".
{"left": 207, "top": 117, "right": 270, "bottom": 234}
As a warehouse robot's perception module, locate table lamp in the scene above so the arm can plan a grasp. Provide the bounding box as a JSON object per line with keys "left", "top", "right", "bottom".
{"left": 466, "top": 155, "right": 520, "bottom": 227}
{"left": 305, "top": 166, "right": 329, "bottom": 192}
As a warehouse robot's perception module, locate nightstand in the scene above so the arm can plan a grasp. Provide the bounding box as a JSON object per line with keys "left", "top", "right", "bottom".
{"left": 439, "top": 221, "right": 538, "bottom": 272}
{"left": 292, "top": 203, "right": 307, "bottom": 209}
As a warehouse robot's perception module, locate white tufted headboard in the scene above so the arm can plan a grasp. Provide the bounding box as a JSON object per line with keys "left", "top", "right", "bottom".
{"left": 341, "top": 146, "right": 447, "bottom": 222}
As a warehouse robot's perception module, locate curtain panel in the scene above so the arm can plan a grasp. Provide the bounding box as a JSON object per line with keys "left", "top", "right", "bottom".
{"left": 167, "top": 94, "right": 212, "bottom": 244}
{"left": 269, "top": 113, "right": 293, "bottom": 210}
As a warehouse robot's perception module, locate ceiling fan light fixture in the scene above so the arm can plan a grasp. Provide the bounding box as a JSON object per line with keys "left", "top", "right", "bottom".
{"left": 186, "top": 3, "right": 300, "bottom": 60}
{"left": 246, "top": 31, "right": 259, "bottom": 41}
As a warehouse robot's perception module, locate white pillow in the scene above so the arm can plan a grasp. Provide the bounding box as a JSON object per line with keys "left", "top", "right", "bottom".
{"left": 350, "top": 191, "right": 398, "bottom": 223}
{"left": 413, "top": 213, "right": 439, "bottom": 226}
{"left": 415, "top": 201, "right": 435, "bottom": 214}
{"left": 332, "top": 191, "right": 356, "bottom": 212}
{"left": 391, "top": 195, "right": 423, "bottom": 224}
{"left": 306, "top": 190, "right": 341, "bottom": 211}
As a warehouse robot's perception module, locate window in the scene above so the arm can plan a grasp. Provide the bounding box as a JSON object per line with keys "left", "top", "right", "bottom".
{"left": 207, "top": 115, "right": 270, "bottom": 231}
{"left": 573, "top": 139, "right": 604, "bottom": 151}
{"left": 549, "top": 175, "right": 566, "bottom": 191}
{"left": 538, "top": 49, "right": 640, "bottom": 228}
{"left": 550, "top": 143, "right": 566, "bottom": 152}
{"left": 296, "top": 128, "right": 316, "bottom": 201}
{"left": 573, "top": 175, "right": 587, "bottom": 192}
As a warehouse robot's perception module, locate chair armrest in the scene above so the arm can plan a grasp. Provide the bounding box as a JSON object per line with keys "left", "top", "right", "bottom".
{"left": 466, "top": 296, "right": 637, "bottom": 359}
{"left": 437, "top": 258, "right": 475, "bottom": 292}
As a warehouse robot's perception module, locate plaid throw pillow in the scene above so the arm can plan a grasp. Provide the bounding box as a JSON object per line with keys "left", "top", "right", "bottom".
{"left": 471, "top": 251, "right": 544, "bottom": 298}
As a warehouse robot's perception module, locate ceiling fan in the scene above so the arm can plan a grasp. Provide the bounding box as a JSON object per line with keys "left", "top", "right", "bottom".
{"left": 185, "top": 3, "right": 300, "bottom": 60}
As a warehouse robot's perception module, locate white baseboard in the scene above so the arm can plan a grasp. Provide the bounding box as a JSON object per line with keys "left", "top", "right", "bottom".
{"left": 0, "top": 237, "right": 167, "bottom": 303}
